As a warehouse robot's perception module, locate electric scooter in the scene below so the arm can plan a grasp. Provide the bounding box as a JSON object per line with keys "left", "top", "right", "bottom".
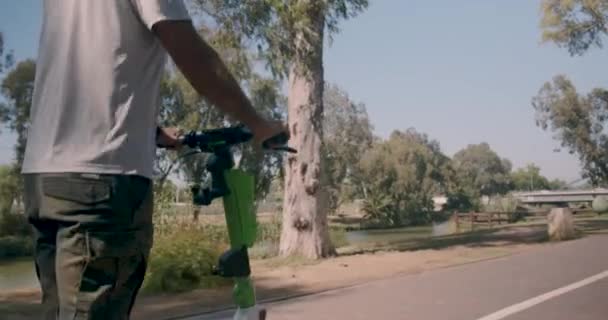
{"left": 175, "top": 125, "right": 295, "bottom": 320}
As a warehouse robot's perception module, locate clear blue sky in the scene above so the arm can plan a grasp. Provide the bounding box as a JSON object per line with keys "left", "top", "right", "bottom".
{"left": 1, "top": 0, "right": 607, "bottom": 182}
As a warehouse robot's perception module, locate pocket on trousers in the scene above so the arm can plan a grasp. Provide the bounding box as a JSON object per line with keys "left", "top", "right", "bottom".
{"left": 42, "top": 176, "right": 111, "bottom": 205}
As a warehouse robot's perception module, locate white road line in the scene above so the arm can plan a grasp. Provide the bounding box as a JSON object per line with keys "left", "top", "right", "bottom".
{"left": 475, "top": 269, "right": 608, "bottom": 320}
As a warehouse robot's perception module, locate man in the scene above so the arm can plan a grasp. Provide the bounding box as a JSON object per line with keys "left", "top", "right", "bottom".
{"left": 21, "top": 1, "right": 286, "bottom": 319}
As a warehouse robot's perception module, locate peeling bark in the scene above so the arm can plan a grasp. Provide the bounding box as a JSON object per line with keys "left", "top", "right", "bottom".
{"left": 279, "top": 2, "right": 336, "bottom": 259}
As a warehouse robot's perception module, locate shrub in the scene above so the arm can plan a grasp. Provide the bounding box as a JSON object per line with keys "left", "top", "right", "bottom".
{"left": 361, "top": 192, "right": 394, "bottom": 228}
{"left": 0, "top": 211, "right": 33, "bottom": 260}
{"left": 329, "top": 227, "right": 349, "bottom": 248}
{"left": 142, "top": 229, "right": 230, "bottom": 293}
{"left": 483, "top": 195, "right": 521, "bottom": 213}
{"left": 0, "top": 236, "right": 33, "bottom": 260}
{"left": 360, "top": 190, "right": 433, "bottom": 228}
{"left": 249, "top": 240, "right": 279, "bottom": 259}
{"left": 358, "top": 129, "right": 454, "bottom": 228}
{"left": 144, "top": 207, "right": 348, "bottom": 294}
{"left": 256, "top": 214, "right": 282, "bottom": 243}
{"left": 0, "top": 211, "right": 32, "bottom": 237}
{"left": 444, "top": 189, "right": 480, "bottom": 213}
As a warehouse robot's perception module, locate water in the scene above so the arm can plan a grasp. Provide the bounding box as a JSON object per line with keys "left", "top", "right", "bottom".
{"left": 346, "top": 225, "right": 434, "bottom": 245}
{"left": 345, "top": 221, "right": 457, "bottom": 246}
{"left": 0, "top": 259, "right": 38, "bottom": 292}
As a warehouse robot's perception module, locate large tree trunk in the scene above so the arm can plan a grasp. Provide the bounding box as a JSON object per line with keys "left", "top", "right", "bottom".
{"left": 279, "top": 3, "right": 336, "bottom": 259}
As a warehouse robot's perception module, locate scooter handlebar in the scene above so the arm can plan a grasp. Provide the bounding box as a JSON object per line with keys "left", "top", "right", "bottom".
{"left": 178, "top": 125, "right": 296, "bottom": 154}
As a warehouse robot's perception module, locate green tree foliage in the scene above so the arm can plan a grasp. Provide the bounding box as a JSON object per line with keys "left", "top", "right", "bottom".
{"left": 511, "top": 163, "right": 551, "bottom": 191}
{"left": 537, "top": 1, "right": 607, "bottom": 186}
{"left": 154, "top": 73, "right": 188, "bottom": 186}
{"left": 0, "top": 32, "right": 14, "bottom": 73}
{"left": 452, "top": 143, "right": 513, "bottom": 198}
{"left": 193, "top": 0, "right": 369, "bottom": 78}
{"left": 532, "top": 74, "right": 608, "bottom": 186}
{"left": 323, "top": 83, "right": 373, "bottom": 213}
{"left": 359, "top": 129, "right": 453, "bottom": 227}
{"left": 540, "top": 0, "right": 608, "bottom": 56}
{"left": 483, "top": 194, "right": 522, "bottom": 216}
{"left": 0, "top": 164, "right": 31, "bottom": 242}
{"left": 443, "top": 189, "right": 477, "bottom": 213}
{"left": 237, "top": 76, "right": 287, "bottom": 202}
{"left": 0, "top": 59, "right": 36, "bottom": 170}
{"left": 156, "top": 27, "right": 287, "bottom": 210}
{"left": 0, "top": 32, "right": 4, "bottom": 73}
{"left": 0, "top": 164, "right": 18, "bottom": 213}
{"left": 548, "top": 178, "right": 569, "bottom": 190}
{"left": 510, "top": 163, "right": 568, "bottom": 191}
{"left": 0, "top": 59, "right": 36, "bottom": 205}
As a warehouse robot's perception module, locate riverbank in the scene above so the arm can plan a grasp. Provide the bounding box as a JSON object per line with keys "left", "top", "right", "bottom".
{"left": 3, "top": 216, "right": 606, "bottom": 320}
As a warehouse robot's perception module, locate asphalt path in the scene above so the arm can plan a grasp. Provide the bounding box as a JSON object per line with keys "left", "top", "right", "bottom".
{"left": 187, "top": 234, "right": 608, "bottom": 320}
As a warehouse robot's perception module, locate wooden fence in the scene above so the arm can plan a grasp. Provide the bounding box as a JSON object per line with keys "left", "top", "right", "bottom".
{"left": 453, "top": 208, "right": 595, "bottom": 231}
{"left": 454, "top": 212, "right": 522, "bottom": 230}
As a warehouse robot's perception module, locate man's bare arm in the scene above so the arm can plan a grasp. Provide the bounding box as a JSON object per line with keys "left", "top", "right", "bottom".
{"left": 153, "top": 20, "right": 269, "bottom": 136}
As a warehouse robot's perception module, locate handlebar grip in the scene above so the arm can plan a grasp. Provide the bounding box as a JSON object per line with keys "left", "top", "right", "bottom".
{"left": 262, "top": 132, "right": 289, "bottom": 148}
{"left": 262, "top": 132, "right": 297, "bottom": 153}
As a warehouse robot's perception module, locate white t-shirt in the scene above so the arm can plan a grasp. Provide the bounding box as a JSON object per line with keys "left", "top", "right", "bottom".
{"left": 22, "top": 0, "right": 191, "bottom": 179}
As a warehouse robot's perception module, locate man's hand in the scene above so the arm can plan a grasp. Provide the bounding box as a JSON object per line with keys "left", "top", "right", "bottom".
{"left": 156, "top": 127, "right": 183, "bottom": 149}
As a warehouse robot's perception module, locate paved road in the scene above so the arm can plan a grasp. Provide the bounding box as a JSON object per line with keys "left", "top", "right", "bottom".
{"left": 188, "top": 234, "right": 608, "bottom": 320}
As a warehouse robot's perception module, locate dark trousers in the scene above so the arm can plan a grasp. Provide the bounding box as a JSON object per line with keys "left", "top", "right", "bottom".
{"left": 23, "top": 173, "right": 154, "bottom": 320}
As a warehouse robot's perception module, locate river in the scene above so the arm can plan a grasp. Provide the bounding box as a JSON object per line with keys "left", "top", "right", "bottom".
{"left": 345, "top": 219, "right": 454, "bottom": 246}
{"left": 346, "top": 225, "right": 434, "bottom": 245}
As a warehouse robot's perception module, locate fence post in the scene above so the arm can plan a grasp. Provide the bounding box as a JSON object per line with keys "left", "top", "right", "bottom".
{"left": 470, "top": 212, "right": 475, "bottom": 231}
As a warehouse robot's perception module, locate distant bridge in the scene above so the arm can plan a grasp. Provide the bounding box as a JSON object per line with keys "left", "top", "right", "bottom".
{"left": 512, "top": 189, "right": 608, "bottom": 205}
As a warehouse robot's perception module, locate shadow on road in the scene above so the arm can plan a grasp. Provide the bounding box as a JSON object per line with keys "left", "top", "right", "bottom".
{"left": 1, "top": 281, "right": 315, "bottom": 320}
{"left": 130, "top": 280, "right": 314, "bottom": 320}
{"left": 0, "top": 290, "right": 42, "bottom": 320}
